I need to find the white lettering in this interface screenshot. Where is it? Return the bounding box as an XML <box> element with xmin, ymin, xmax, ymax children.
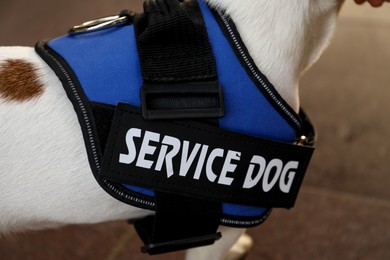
<box><xmin>118</xmin><ymin>127</ymin><xmax>300</xmax><ymax>193</ymax></box>
<box><xmin>155</xmin><ymin>136</ymin><xmax>181</xmax><ymax>178</ymax></box>
<box><xmin>154</xmin><ymin>145</ymin><xmax>167</xmax><ymax>171</ymax></box>
<box><xmin>136</xmin><ymin>131</ymin><xmax>160</xmax><ymax>169</ymax></box>
<box><xmin>193</xmin><ymin>145</ymin><xmax>209</xmax><ymax>180</ymax></box>
<box><xmin>243</xmin><ymin>156</ymin><xmax>266</xmax><ymax>189</ymax></box>
<box><xmin>279</xmin><ymin>161</ymin><xmax>299</xmax><ymax>193</ymax></box>
<box><xmin>179</xmin><ymin>141</ymin><xmax>201</xmax><ymax>177</ymax></box>
<box><xmin>218</xmin><ymin>151</ymin><xmax>241</xmax><ymax>186</ymax></box>
<box><xmin>119</xmin><ymin>128</ymin><xmax>142</xmax><ymax>164</ymax></box>
<box><xmin>243</xmin><ymin>157</ymin><xmax>299</xmax><ymax>192</ymax></box>
<box><xmin>262</xmin><ymin>159</ymin><xmax>283</xmax><ymax>192</ymax></box>
<box><xmin>206</xmin><ymin>148</ymin><xmax>224</xmax><ymax>182</ymax></box>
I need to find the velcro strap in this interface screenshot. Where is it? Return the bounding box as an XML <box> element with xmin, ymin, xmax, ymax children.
<box><xmin>100</xmin><ymin>103</ymin><xmax>314</xmax><ymax>208</ymax></box>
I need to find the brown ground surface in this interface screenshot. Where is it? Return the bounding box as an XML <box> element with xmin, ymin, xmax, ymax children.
<box><xmin>1</xmin><ymin>1</ymin><xmax>389</xmax><ymax>259</ymax></box>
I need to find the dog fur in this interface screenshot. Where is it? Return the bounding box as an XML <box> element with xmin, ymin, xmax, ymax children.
<box><xmin>0</xmin><ymin>0</ymin><xmax>344</xmax><ymax>259</ymax></box>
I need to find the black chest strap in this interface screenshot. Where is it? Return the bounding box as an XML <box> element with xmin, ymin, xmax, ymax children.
<box><xmin>132</xmin><ymin>0</ymin><xmax>223</xmax><ymax>254</ymax></box>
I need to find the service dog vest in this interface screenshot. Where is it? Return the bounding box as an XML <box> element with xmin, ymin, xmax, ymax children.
<box><xmin>36</xmin><ymin>0</ymin><xmax>315</xmax><ymax>254</ymax></box>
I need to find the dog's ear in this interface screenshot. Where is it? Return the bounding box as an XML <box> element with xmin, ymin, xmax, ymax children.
<box><xmin>0</xmin><ymin>59</ymin><xmax>44</xmax><ymax>102</ymax></box>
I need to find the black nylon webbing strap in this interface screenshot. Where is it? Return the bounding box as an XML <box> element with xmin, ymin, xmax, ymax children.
<box><xmin>135</xmin><ymin>0</ymin><xmax>216</xmax><ymax>82</ymax></box>
<box><xmin>134</xmin><ymin>193</ymin><xmax>222</xmax><ymax>254</ymax></box>
<box><xmin>132</xmin><ymin>0</ymin><xmax>223</xmax><ymax>254</ymax></box>
<box><xmin>136</xmin><ymin>0</ymin><xmax>224</xmax><ymax>120</ymax></box>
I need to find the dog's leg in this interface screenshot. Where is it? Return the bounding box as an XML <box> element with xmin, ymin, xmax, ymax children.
<box><xmin>224</xmin><ymin>233</ymin><xmax>254</xmax><ymax>260</ymax></box>
<box><xmin>185</xmin><ymin>227</ymin><xmax>250</xmax><ymax>260</ymax></box>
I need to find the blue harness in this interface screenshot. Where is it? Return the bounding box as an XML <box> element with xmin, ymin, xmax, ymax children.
<box><xmin>35</xmin><ymin>0</ymin><xmax>315</xmax><ymax>254</ymax></box>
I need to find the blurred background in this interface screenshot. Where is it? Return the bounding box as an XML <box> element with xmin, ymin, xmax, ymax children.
<box><xmin>0</xmin><ymin>0</ymin><xmax>389</xmax><ymax>259</ymax></box>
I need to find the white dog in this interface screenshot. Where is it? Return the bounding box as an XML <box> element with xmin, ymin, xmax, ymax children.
<box><xmin>0</xmin><ymin>0</ymin><xmax>354</xmax><ymax>259</ymax></box>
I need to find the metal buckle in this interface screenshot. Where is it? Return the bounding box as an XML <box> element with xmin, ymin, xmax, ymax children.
<box><xmin>297</xmin><ymin>135</ymin><xmax>308</xmax><ymax>145</ymax></box>
<box><xmin>68</xmin><ymin>13</ymin><xmax>132</xmax><ymax>34</ymax></box>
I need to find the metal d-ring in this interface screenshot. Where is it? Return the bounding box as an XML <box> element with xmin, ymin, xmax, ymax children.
<box><xmin>68</xmin><ymin>14</ymin><xmax>131</xmax><ymax>34</ymax></box>
<box><xmin>297</xmin><ymin>135</ymin><xmax>308</xmax><ymax>146</ymax></box>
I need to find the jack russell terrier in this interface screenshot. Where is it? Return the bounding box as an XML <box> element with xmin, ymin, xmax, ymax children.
<box><xmin>0</xmin><ymin>0</ymin><xmax>386</xmax><ymax>259</ymax></box>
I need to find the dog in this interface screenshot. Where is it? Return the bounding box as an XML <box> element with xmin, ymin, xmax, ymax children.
<box><xmin>0</xmin><ymin>0</ymin><xmax>350</xmax><ymax>259</ymax></box>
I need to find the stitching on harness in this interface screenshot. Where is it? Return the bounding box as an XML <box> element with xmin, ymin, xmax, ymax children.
<box><xmin>41</xmin><ymin>48</ymin><xmax>101</xmax><ymax>170</ymax></box>
<box><xmin>217</xmin><ymin>11</ymin><xmax>302</xmax><ymax>129</ymax></box>
<box><xmin>39</xmin><ymin>44</ymin><xmax>156</xmax><ymax>208</ymax></box>
<box><xmin>221</xmin><ymin>209</ymin><xmax>271</xmax><ymax>226</ymax></box>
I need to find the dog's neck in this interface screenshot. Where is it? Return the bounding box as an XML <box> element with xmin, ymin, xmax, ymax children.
<box><xmin>206</xmin><ymin>0</ymin><xmax>342</xmax><ymax>112</ymax></box>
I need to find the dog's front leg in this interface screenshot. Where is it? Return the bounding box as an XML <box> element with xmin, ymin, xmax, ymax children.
<box><xmin>185</xmin><ymin>227</ymin><xmax>251</xmax><ymax>260</ymax></box>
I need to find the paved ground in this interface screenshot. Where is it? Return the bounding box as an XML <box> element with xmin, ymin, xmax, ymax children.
<box><xmin>0</xmin><ymin>1</ymin><xmax>389</xmax><ymax>259</ymax></box>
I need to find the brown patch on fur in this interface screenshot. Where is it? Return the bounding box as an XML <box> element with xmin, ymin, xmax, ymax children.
<box><xmin>0</xmin><ymin>59</ymin><xmax>44</xmax><ymax>102</ymax></box>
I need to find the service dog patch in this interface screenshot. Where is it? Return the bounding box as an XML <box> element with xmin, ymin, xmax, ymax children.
<box><xmin>100</xmin><ymin>103</ymin><xmax>314</xmax><ymax>208</ymax></box>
